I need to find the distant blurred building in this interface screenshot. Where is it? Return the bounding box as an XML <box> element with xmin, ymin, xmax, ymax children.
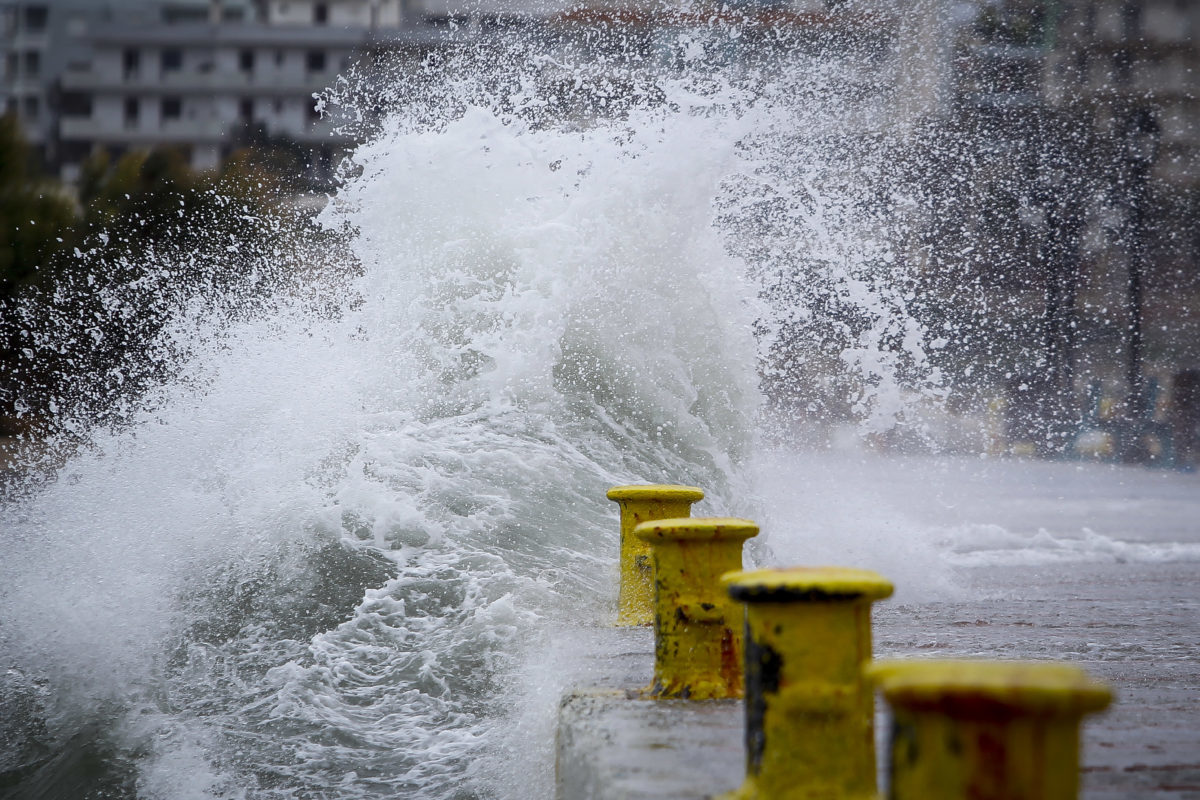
<box><xmin>0</xmin><ymin>0</ymin><xmax>111</xmax><ymax>159</ymax></box>
<box><xmin>1043</xmin><ymin>1</ymin><xmax>1200</xmax><ymax>397</ymax></box>
<box><xmin>0</xmin><ymin>0</ymin><xmax>434</xmax><ymax>182</ymax></box>
<box><xmin>921</xmin><ymin>0</ymin><xmax>1198</xmax><ymax>452</ymax></box>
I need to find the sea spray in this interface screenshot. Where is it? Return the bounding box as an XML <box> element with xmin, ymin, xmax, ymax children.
<box><xmin>0</xmin><ymin>14</ymin><xmax>947</xmax><ymax>799</ymax></box>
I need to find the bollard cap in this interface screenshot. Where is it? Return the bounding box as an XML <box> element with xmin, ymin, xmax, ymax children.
<box><xmin>867</xmin><ymin>659</ymin><xmax>1113</xmax><ymax>718</ymax></box>
<box><xmin>634</xmin><ymin>517</ymin><xmax>758</xmax><ymax>543</ymax></box>
<box><xmin>607</xmin><ymin>484</ymin><xmax>705</xmax><ymax>503</ymax></box>
<box><xmin>723</xmin><ymin>567</ymin><xmax>894</xmax><ymax>603</ymax></box>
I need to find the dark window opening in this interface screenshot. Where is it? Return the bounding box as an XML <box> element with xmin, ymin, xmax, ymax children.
<box><xmin>239</xmin><ymin>49</ymin><xmax>254</xmax><ymax>72</ymax></box>
<box><xmin>23</xmin><ymin>51</ymin><xmax>40</xmax><ymax>75</ymax></box>
<box><xmin>1113</xmin><ymin>49</ymin><xmax>1132</xmax><ymax>85</ymax></box>
<box><xmin>123</xmin><ymin>48</ymin><xmax>140</xmax><ymax>78</ymax></box>
<box><xmin>314</xmin><ymin>3</ymin><xmax>328</xmax><ymax>24</ymax></box>
<box><xmin>23</xmin><ymin>96</ymin><xmax>39</xmax><ymax>119</ymax></box>
<box><xmin>124</xmin><ymin>97</ymin><xmax>139</xmax><ymax>126</ymax></box>
<box><xmin>1122</xmin><ymin>2</ymin><xmax>1142</xmax><ymax>40</ymax></box>
<box><xmin>61</xmin><ymin>91</ymin><xmax>92</xmax><ymax>116</ymax></box>
<box><xmin>60</xmin><ymin>140</ymin><xmax>93</xmax><ymax>163</ymax></box>
<box><xmin>161</xmin><ymin>48</ymin><xmax>183</xmax><ymax>72</ymax></box>
<box><xmin>163</xmin><ymin>6</ymin><xmax>206</xmax><ymax>23</ymax></box>
<box><xmin>306</xmin><ymin>50</ymin><xmax>326</xmax><ymax>72</ymax></box>
<box><xmin>23</xmin><ymin>6</ymin><xmax>49</xmax><ymax>31</ymax></box>
<box><xmin>239</xmin><ymin>98</ymin><xmax>253</xmax><ymax>122</ymax></box>
<box><xmin>161</xmin><ymin>96</ymin><xmax>182</xmax><ymax>120</ymax></box>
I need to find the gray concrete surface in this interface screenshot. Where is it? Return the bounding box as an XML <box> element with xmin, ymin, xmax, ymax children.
<box><xmin>556</xmin><ymin>691</ymin><xmax>743</xmax><ymax>800</ymax></box>
<box><xmin>554</xmin><ymin>626</ymin><xmax>744</xmax><ymax>800</ymax></box>
<box><xmin>555</xmin><ymin>561</ymin><xmax>1200</xmax><ymax>799</ymax></box>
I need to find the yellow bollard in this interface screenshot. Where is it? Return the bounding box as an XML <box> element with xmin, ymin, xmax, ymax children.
<box><xmin>606</xmin><ymin>484</ymin><xmax>704</xmax><ymax>626</ymax></box>
<box><xmin>720</xmin><ymin>567</ymin><xmax>894</xmax><ymax>800</ymax></box>
<box><xmin>633</xmin><ymin>517</ymin><xmax>758</xmax><ymax>699</ymax></box>
<box><xmin>868</xmin><ymin>660</ymin><xmax>1113</xmax><ymax>800</ymax></box>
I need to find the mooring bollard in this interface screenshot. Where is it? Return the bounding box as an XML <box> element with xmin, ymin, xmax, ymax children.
<box><xmin>606</xmin><ymin>484</ymin><xmax>705</xmax><ymax>626</ymax></box>
<box><xmin>632</xmin><ymin>517</ymin><xmax>758</xmax><ymax>699</ymax></box>
<box><xmin>869</xmin><ymin>660</ymin><xmax>1113</xmax><ymax>800</ymax></box>
<box><xmin>720</xmin><ymin>566</ymin><xmax>894</xmax><ymax>800</ymax></box>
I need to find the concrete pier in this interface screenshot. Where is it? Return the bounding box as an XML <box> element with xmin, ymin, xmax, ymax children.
<box><xmin>554</xmin><ymin>625</ymin><xmax>743</xmax><ymax>800</ymax></box>
<box><xmin>557</xmin><ymin>691</ymin><xmax>742</xmax><ymax>800</ymax></box>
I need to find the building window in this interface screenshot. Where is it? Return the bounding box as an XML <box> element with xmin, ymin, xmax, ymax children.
<box><xmin>24</xmin><ymin>51</ymin><xmax>40</xmax><ymax>76</ymax></box>
<box><xmin>306</xmin><ymin>101</ymin><xmax>321</xmax><ymax>125</ymax></box>
<box><xmin>124</xmin><ymin>97</ymin><xmax>139</xmax><ymax>127</ymax></box>
<box><xmin>239</xmin><ymin>49</ymin><xmax>254</xmax><ymax>73</ymax></box>
<box><xmin>239</xmin><ymin>98</ymin><xmax>253</xmax><ymax>122</ymax></box>
<box><xmin>163</xmin><ymin>6</ymin><xmax>206</xmax><ymax>23</ymax></box>
<box><xmin>162</xmin><ymin>96</ymin><xmax>182</xmax><ymax>120</ymax></box>
<box><xmin>314</xmin><ymin>3</ymin><xmax>328</xmax><ymax>24</ymax></box>
<box><xmin>274</xmin><ymin>50</ymin><xmax>285</xmax><ymax>67</ymax></box>
<box><xmin>61</xmin><ymin>91</ymin><xmax>92</xmax><ymax>117</ymax></box>
<box><xmin>1113</xmin><ymin>49</ymin><xmax>1132</xmax><ymax>85</ymax></box>
<box><xmin>306</xmin><ymin>50</ymin><xmax>325</xmax><ymax>72</ymax></box>
<box><xmin>161</xmin><ymin>49</ymin><xmax>183</xmax><ymax>72</ymax></box>
<box><xmin>23</xmin><ymin>96</ymin><xmax>39</xmax><ymax>120</ymax></box>
<box><xmin>23</xmin><ymin>6</ymin><xmax>49</xmax><ymax>32</ymax></box>
<box><xmin>123</xmin><ymin>48</ymin><xmax>140</xmax><ymax>79</ymax></box>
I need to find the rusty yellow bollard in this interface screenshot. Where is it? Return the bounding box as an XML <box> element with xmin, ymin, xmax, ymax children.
<box><xmin>720</xmin><ymin>567</ymin><xmax>894</xmax><ymax>800</ymax></box>
<box><xmin>606</xmin><ymin>484</ymin><xmax>704</xmax><ymax>626</ymax></box>
<box><xmin>868</xmin><ymin>660</ymin><xmax>1113</xmax><ymax>800</ymax></box>
<box><xmin>633</xmin><ymin>517</ymin><xmax>758</xmax><ymax>699</ymax></box>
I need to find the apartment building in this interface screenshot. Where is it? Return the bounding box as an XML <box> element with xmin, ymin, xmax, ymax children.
<box><xmin>58</xmin><ymin>22</ymin><xmax>368</xmax><ymax>178</ymax></box>
<box><xmin>0</xmin><ymin>0</ymin><xmax>114</xmax><ymax>153</ymax></box>
<box><xmin>1</xmin><ymin>0</ymin><xmax>427</xmax><ymax>181</ymax></box>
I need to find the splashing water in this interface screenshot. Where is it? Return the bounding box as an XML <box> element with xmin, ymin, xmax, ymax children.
<box><xmin>0</xmin><ymin>16</ymin><xmax>943</xmax><ymax>800</ymax></box>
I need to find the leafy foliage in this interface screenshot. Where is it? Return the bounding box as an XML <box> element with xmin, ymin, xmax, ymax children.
<box><xmin>1</xmin><ymin>126</ymin><xmax>346</xmax><ymax>438</ymax></box>
<box><xmin>0</xmin><ymin>114</ymin><xmax>78</xmax><ymax>301</ymax></box>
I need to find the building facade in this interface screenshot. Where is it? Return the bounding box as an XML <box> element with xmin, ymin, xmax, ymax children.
<box><xmin>1</xmin><ymin>0</ymin><xmax>422</xmax><ymax>181</ymax></box>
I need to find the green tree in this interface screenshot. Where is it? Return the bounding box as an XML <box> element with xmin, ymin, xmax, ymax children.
<box><xmin>3</xmin><ymin>141</ymin><xmax>342</xmax><ymax>436</ymax></box>
<box><xmin>0</xmin><ymin>113</ymin><xmax>79</xmax><ymax>300</ymax></box>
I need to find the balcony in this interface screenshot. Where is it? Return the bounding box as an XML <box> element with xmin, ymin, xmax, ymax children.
<box><xmin>58</xmin><ymin>113</ymin><xmax>349</xmax><ymax>145</ymax></box>
<box><xmin>59</xmin><ymin>115</ymin><xmax>228</xmax><ymax>143</ymax></box>
<box><xmin>60</xmin><ymin>65</ymin><xmax>346</xmax><ymax>95</ymax></box>
<box><xmin>6</xmin><ymin>30</ymin><xmax>49</xmax><ymax>49</ymax></box>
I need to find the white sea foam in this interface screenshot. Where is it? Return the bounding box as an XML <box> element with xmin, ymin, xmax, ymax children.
<box><xmin>943</xmin><ymin>525</ymin><xmax>1200</xmax><ymax>567</ymax></box>
<box><xmin>0</xmin><ymin>21</ymin><xmax>948</xmax><ymax>800</ymax></box>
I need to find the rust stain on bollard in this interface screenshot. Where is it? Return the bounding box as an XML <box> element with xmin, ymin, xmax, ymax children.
<box><xmin>606</xmin><ymin>484</ymin><xmax>704</xmax><ymax>626</ymax></box>
<box><xmin>634</xmin><ymin>516</ymin><xmax>758</xmax><ymax>700</ymax></box>
<box><xmin>869</xmin><ymin>659</ymin><xmax>1113</xmax><ymax>800</ymax></box>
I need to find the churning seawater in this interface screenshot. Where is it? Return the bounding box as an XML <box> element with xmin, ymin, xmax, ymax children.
<box><xmin>5</xmin><ymin>15</ymin><xmax>1197</xmax><ymax>800</ymax></box>
<box><xmin>0</xmin><ymin>26</ymin><xmax>825</xmax><ymax>800</ymax></box>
